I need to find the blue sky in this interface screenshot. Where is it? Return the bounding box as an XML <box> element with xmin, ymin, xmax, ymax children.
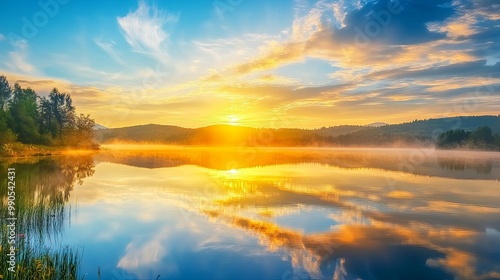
<box><xmin>0</xmin><ymin>0</ymin><xmax>499</xmax><ymax>128</ymax></box>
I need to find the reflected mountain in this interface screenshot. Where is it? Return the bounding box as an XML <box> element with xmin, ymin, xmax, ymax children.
<box><xmin>3</xmin><ymin>149</ymin><xmax>499</xmax><ymax>280</ymax></box>
<box><xmin>95</xmin><ymin>147</ymin><xmax>500</xmax><ymax>180</ymax></box>
<box><xmin>151</xmin><ymin>159</ymin><xmax>500</xmax><ymax>280</ymax></box>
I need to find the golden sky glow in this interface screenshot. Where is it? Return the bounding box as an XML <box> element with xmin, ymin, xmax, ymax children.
<box><xmin>1</xmin><ymin>1</ymin><xmax>499</xmax><ymax>128</ymax></box>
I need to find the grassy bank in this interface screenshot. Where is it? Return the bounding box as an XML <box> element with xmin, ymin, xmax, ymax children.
<box><xmin>0</xmin><ymin>143</ymin><xmax>99</xmax><ymax>158</ymax></box>
<box><xmin>0</xmin><ymin>143</ymin><xmax>61</xmax><ymax>158</ymax></box>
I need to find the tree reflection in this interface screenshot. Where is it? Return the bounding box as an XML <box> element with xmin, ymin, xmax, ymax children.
<box><xmin>438</xmin><ymin>157</ymin><xmax>493</xmax><ymax>174</ymax></box>
<box><xmin>1</xmin><ymin>155</ymin><xmax>94</xmax><ymax>203</ymax></box>
<box><xmin>0</xmin><ymin>154</ymin><xmax>94</xmax><ymax>279</ymax></box>
<box><xmin>96</xmin><ymin>148</ymin><xmax>500</xmax><ymax>180</ymax></box>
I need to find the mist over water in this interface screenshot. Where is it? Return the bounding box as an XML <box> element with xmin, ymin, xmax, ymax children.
<box><xmin>2</xmin><ymin>147</ymin><xmax>500</xmax><ymax>280</ymax></box>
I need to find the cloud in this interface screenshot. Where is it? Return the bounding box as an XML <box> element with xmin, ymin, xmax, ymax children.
<box><xmin>184</xmin><ymin>0</ymin><xmax>497</xmax><ymax>127</ymax></box>
<box><xmin>333</xmin><ymin>0</ymin><xmax>455</xmax><ymax>45</ymax></box>
<box><xmin>117</xmin><ymin>227</ymin><xmax>170</xmax><ymax>270</ymax></box>
<box><xmin>4</xmin><ymin>40</ymin><xmax>35</xmax><ymax>74</ymax></box>
<box><xmin>94</xmin><ymin>38</ymin><xmax>125</xmax><ymax>65</ymax></box>
<box><xmin>220</xmin><ymin>0</ymin><xmax>464</xmax><ymax>78</ymax></box>
<box><xmin>367</xmin><ymin>60</ymin><xmax>500</xmax><ymax>80</ymax></box>
<box><xmin>219</xmin><ymin>0</ymin><xmax>495</xmax><ymax>80</ymax></box>
<box><xmin>0</xmin><ymin>33</ymin><xmax>5</xmax><ymax>41</ymax></box>
<box><xmin>117</xmin><ymin>1</ymin><xmax>178</xmax><ymax>63</ymax></box>
<box><xmin>291</xmin><ymin>0</ymin><xmax>330</xmax><ymax>41</ymax></box>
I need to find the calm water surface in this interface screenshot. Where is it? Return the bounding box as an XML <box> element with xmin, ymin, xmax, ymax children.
<box><xmin>2</xmin><ymin>147</ymin><xmax>500</xmax><ymax>280</ymax></box>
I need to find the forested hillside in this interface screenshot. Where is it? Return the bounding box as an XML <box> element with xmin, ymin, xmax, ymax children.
<box><xmin>96</xmin><ymin>115</ymin><xmax>500</xmax><ymax>150</ymax></box>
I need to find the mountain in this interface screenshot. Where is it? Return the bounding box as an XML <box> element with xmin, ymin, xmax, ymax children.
<box><xmin>366</xmin><ymin>122</ymin><xmax>389</xmax><ymax>127</ymax></box>
<box><xmin>94</xmin><ymin>115</ymin><xmax>500</xmax><ymax>147</ymax></box>
<box><xmin>313</xmin><ymin>125</ymin><xmax>364</xmax><ymax>137</ymax></box>
<box><xmin>93</xmin><ymin>123</ymin><xmax>108</xmax><ymax>130</ymax></box>
<box><xmin>95</xmin><ymin>124</ymin><xmax>194</xmax><ymax>143</ymax></box>
<box><xmin>331</xmin><ymin>115</ymin><xmax>500</xmax><ymax>147</ymax></box>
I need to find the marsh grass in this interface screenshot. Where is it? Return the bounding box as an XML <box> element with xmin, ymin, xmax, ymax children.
<box><xmin>1</xmin><ymin>160</ymin><xmax>86</xmax><ymax>280</ymax></box>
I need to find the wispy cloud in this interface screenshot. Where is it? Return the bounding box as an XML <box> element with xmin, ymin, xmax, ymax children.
<box><xmin>117</xmin><ymin>1</ymin><xmax>178</xmax><ymax>64</ymax></box>
<box><xmin>5</xmin><ymin>40</ymin><xmax>35</xmax><ymax>74</ymax></box>
<box><xmin>0</xmin><ymin>33</ymin><xmax>5</xmax><ymax>41</ymax></box>
<box><xmin>94</xmin><ymin>38</ymin><xmax>125</xmax><ymax>65</ymax></box>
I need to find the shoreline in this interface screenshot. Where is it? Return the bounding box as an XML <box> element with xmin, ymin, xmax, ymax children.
<box><xmin>2</xmin><ymin>142</ymin><xmax>499</xmax><ymax>159</ymax></box>
<box><xmin>0</xmin><ymin>143</ymin><xmax>99</xmax><ymax>158</ymax></box>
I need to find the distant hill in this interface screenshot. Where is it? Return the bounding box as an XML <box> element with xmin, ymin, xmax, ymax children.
<box><xmin>95</xmin><ymin>124</ymin><xmax>194</xmax><ymax>143</ymax></box>
<box><xmin>94</xmin><ymin>115</ymin><xmax>500</xmax><ymax>147</ymax></box>
<box><xmin>331</xmin><ymin>115</ymin><xmax>500</xmax><ymax>146</ymax></box>
<box><xmin>366</xmin><ymin>122</ymin><xmax>389</xmax><ymax>127</ymax></box>
<box><xmin>93</xmin><ymin>123</ymin><xmax>108</xmax><ymax>130</ymax></box>
<box><xmin>379</xmin><ymin>116</ymin><xmax>500</xmax><ymax>136</ymax></box>
<box><xmin>313</xmin><ymin>125</ymin><xmax>364</xmax><ymax>137</ymax></box>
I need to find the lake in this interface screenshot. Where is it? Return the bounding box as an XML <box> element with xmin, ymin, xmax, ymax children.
<box><xmin>1</xmin><ymin>147</ymin><xmax>500</xmax><ymax>280</ymax></box>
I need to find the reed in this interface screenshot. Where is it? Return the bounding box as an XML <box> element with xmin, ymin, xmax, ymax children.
<box><xmin>1</xmin><ymin>160</ymin><xmax>86</xmax><ymax>280</ymax></box>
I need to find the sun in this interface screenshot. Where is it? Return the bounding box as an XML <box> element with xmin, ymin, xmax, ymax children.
<box><xmin>227</xmin><ymin>115</ymin><xmax>240</xmax><ymax>126</ymax></box>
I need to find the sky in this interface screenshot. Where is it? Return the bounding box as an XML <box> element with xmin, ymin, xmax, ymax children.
<box><xmin>0</xmin><ymin>0</ymin><xmax>499</xmax><ymax>129</ymax></box>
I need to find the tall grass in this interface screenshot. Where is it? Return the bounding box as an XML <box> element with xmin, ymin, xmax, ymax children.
<box><xmin>0</xmin><ymin>156</ymin><xmax>93</xmax><ymax>279</ymax></box>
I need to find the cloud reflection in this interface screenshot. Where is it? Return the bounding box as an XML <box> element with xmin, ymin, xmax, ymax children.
<box><xmin>66</xmin><ymin>149</ymin><xmax>500</xmax><ymax>279</ymax></box>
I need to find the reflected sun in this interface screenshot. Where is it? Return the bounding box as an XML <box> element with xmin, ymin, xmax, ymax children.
<box><xmin>227</xmin><ymin>169</ymin><xmax>239</xmax><ymax>175</ymax></box>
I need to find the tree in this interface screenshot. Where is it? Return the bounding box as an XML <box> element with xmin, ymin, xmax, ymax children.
<box><xmin>0</xmin><ymin>75</ymin><xmax>12</xmax><ymax>111</ymax></box>
<box><xmin>0</xmin><ymin>76</ymin><xmax>98</xmax><ymax>149</ymax></box>
<box><xmin>8</xmin><ymin>83</ymin><xmax>41</xmax><ymax>143</ymax></box>
<box><xmin>437</xmin><ymin>129</ymin><xmax>471</xmax><ymax>148</ymax></box>
<box><xmin>39</xmin><ymin>96</ymin><xmax>58</xmax><ymax>142</ymax></box>
<box><xmin>471</xmin><ymin>126</ymin><xmax>494</xmax><ymax>143</ymax></box>
<box><xmin>62</xmin><ymin>114</ymin><xmax>98</xmax><ymax>149</ymax></box>
<box><xmin>46</xmin><ymin>88</ymin><xmax>75</xmax><ymax>139</ymax></box>
<box><xmin>0</xmin><ymin>110</ymin><xmax>16</xmax><ymax>144</ymax></box>
<box><xmin>0</xmin><ymin>76</ymin><xmax>16</xmax><ymax>144</ymax></box>
<box><xmin>437</xmin><ymin>126</ymin><xmax>499</xmax><ymax>151</ymax></box>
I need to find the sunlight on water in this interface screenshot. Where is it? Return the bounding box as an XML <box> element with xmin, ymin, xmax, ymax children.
<box><xmin>2</xmin><ymin>148</ymin><xmax>500</xmax><ymax>280</ymax></box>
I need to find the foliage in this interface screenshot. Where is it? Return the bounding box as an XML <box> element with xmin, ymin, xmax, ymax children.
<box><xmin>0</xmin><ymin>75</ymin><xmax>12</xmax><ymax>111</ymax></box>
<box><xmin>0</xmin><ymin>75</ymin><xmax>99</xmax><ymax>150</ymax></box>
<box><xmin>437</xmin><ymin>126</ymin><xmax>500</xmax><ymax>150</ymax></box>
<box><xmin>0</xmin><ymin>110</ymin><xmax>16</xmax><ymax>145</ymax></box>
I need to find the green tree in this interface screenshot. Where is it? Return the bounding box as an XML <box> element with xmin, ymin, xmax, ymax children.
<box><xmin>436</xmin><ymin>129</ymin><xmax>471</xmax><ymax>148</ymax></box>
<box><xmin>0</xmin><ymin>75</ymin><xmax>12</xmax><ymax>111</ymax></box>
<box><xmin>0</xmin><ymin>76</ymin><xmax>16</xmax><ymax>144</ymax></box>
<box><xmin>0</xmin><ymin>75</ymin><xmax>99</xmax><ymax>149</ymax></box>
<box><xmin>0</xmin><ymin>110</ymin><xmax>16</xmax><ymax>144</ymax></box>
<box><xmin>8</xmin><ymin>83</ymin><xmax>41</xmax><ymax>144</ymax></box>
<box><xmin>61</xmin><ymin>114</ymin><xmax>98</xmax><ymax>149</ymax></box>
<box><xmin>471</xmin><ymin>126</ymin><xmax>494</xmax><ymax>143</ymax></box>
<box><xmin>45</xmin><ymin>88</ymin><xmax>75</xmax><ymax>142</ymax></box>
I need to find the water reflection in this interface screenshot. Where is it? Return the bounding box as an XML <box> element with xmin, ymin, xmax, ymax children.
<box><xmin>438</xmin><ymin>157</ymin><xmax>493</xmax><ymax>174</ymax></box>
<box><xmin>96</xmin><ymin>147</ymin><xmax>500</xmax><ymax>179</ymax></box>
<box><xmin>0</xmin><ymin>154</ymin><xmax>95</xmax><ymax>279</ymax></box>
<box><xmin>3</xmin><ymin>148</ymin><xmax>500</xmax><ymax>280</ymax></box>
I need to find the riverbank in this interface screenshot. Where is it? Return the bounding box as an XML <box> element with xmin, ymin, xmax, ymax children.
<box><xmin>0</xmin><ymin>143</ymin><xmax>99</xmax><ymax>158</ymax></box>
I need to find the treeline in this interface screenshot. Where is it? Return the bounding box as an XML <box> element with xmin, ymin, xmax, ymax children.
<box><xmin>437</xmin><ymin>126</ymin><xmax>500</xmax><ymax>151</ymax></box>
<box><xmin>0</xmin><ymin>75</ymin><xmax>98</xmax><ymax>149</ymax></box>
<box><xmin>328</xmin><ymin>127</ymin><xmax>432</xmax><ymax>147</ymax></box>
<box><xmin>95</xmin><ymin>116</ymin><xmax>500</xmax><ymax>150</ymax></box>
